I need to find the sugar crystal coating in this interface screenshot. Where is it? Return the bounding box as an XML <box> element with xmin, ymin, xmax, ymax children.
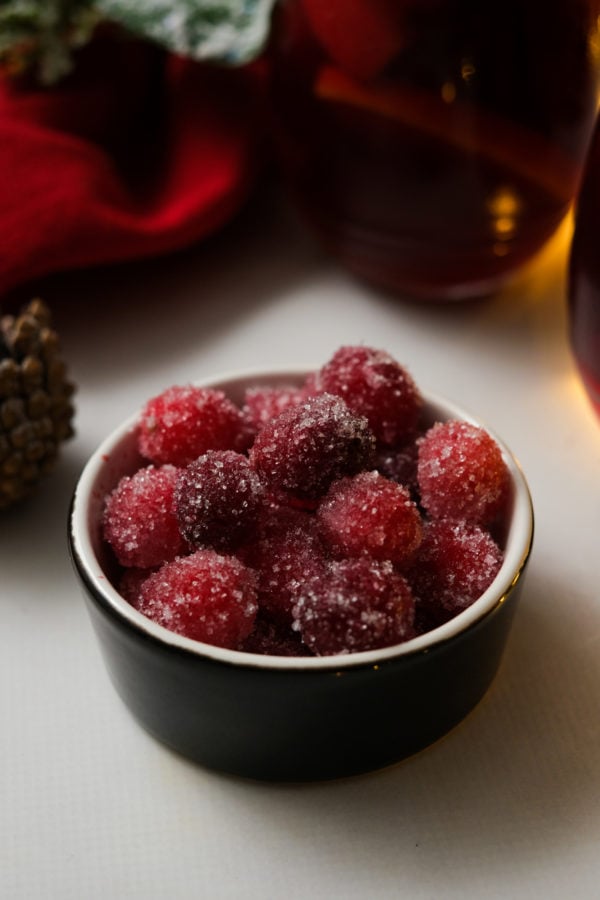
<box><xmin>102</xmin><ymin>347</ymin><xmax>517</xmax><ymax>654</ymax></box>
<box><xmin>176</xmin><ymin>450</ymin><xmax>265</xmax><ymax>551</ymax></box>
<box><xmin>318</xmin><ymin>471</ymin><xmax>423</xmax><ymax>566</ymax></box>
<box><xmin>249</xmin><ymin>392</ymin><xmax>375</xmax><ymax>503</ymax></box>
<box><xmin>293</xmin><ymin>557</ymin><xmax>415</xmax><ymax>655</ymax></box>
<box><xmin>417</xmin><ymin>420</ymin><xmax>509</xmax><ymax>525</ymax></box>
<box><xmin>316</xmin><ymin>345</ymin><xmax>422</xmax><ymax>447</ymax></box>
<box><xmin>408</xmin><ymin>519</ymin><xmax>503</xmax><ymax>620</ymax></box>
<box><xmin>137</xmin><ymin>550</ymin><xmax>258</xmax><ymax>647</ymax></box>
<box><xmin>300</xmin><ymin>371</ymin><xmax>319</xmax><ymax>396</ymax></box>
<box><xmin>118</xmin><ymin>567</ymin><xmax>154</xmax><ymax>606</ymax></box>
<box><xmin>138</xmin><ymin>385</ymin><xmax>247</xmax><ymax>467</ymax></box>
<box><xmin>103</xmin><ymin>465</ymin><xmax>186</xmax><ymax>568</ymax></box>
<box><xmin>245</xmin><ymin>506</ymin><xmax>327</xmax><ymax>624</ymax></box>
<box><xmin>242</xmin><ymin>385</ymin><xmax>305</xmax><ymax>432</ymax></box>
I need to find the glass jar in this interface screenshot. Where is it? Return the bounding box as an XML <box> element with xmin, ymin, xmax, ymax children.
<box><xmin>569</xmin><ymin>114</ymin><xmax>600</xmax><ymax>417</ymax></box>
<box><xmin>270</xmin><ymin>0</ymin><xmax>600</xmax><ymax>300</ymax></box>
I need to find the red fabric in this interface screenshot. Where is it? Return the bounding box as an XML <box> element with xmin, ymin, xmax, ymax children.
<box><xmin>0</xmin><ymin>34</ymin><xmax>266</xmax><ymax>297</ymax></box>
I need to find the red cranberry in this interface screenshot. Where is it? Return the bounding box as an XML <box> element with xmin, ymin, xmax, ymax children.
<box><xmin>317</xmin><ymin>471</ymin><xmax>423</xmax><ymax>566</ymax></box>
<box><xmin>138</xmin><ymin>385</ymin><xmax>247</xmax><ymax>467</ymax></box>
<box><xmin>241</xmin><ymin>612</ymin><xmax>312</xmax><ymax>656</ymax></box>
<box><xmin>243</xmin><ymin>503</ymin><xmax>327</xmax><ymax>625</ymax></box>
<box><xmin>417</xmin><ymin>420</ymin><xmax>509</xmax><ymax>525</ymax></box>
<box><xmin>242</xmin><ymin>385</ymin><xmax>305</xmax><ymax>432</ymax></box>
<box><xmin>316</xmin><ymin>345</ymin><xmax>422</xmax><ymax>447</ymax></box>
<box><xmin>375</xmin><ymin>441</ymin><xmax>420</xmax><ymax>499</ymax></box>
<box><xmin>176</xmin><ymin>450</ymin><xmax>265</xmax><ymax>551</ymax></box>
<box><xmin>293</xmin><ymin>557</ymin><xmax>415</xmax><ymax>655</ymax></box>
<box><xmin>408</xmin><ymin>519</ymin><xmax>503</xmax><ymax>619</ymax></box>
<box><xmin>103</xmin><ymin>465</ymin><xmax>186</xmax><ymax>568</ymax></box>
<box><xmin>137</xmin><ymin>550</ymin><xmax>258</xmax><ymax>648</ymax></box>
<box><xmin>249</xmin><ymin>393</ymin><xmax>375</xmax><ymax>504</ymax></box>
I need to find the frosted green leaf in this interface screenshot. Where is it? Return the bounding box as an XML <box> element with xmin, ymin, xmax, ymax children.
<box><xmin>95</xmin><ymin>0</ymin><xmax>278</xmax><ymax>64</ymax></box>
<box><xmin>0</xmin><ymin>0</ymin><xmax>99</xmax><ymax>83</ymax></box>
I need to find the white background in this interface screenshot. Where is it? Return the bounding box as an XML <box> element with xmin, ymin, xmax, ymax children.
<box><xmin>2</xmin><ymin>189</ymin><xmax>599</xmax><ymax>899</ymax></box>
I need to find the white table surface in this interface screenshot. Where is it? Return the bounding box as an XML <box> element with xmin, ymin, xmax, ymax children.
<box><xmin>2</xmin><ymin>188</ymin><xmax>599</xmax><ymax>900</ymax></box>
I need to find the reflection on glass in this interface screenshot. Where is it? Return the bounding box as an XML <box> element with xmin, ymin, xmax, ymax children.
<box><xmin>271</xmin><ymin>0</ymin><xmax>600</xmax><ymax>300</ymax></box>
<box><xmin>569</xmin><ymin>115</ymin><xmax>600</xmax><ymax>418</ymax></box>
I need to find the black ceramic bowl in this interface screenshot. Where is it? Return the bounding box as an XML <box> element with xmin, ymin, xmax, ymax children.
<box><xmin>69</xmin><ymin>368</ymin><xmax>534</xmax><ymax>782</ymax></box>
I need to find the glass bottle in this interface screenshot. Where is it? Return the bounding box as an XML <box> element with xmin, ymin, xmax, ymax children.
<box><xmin>569</xmin><ymin>114</ymin><xmax>600</xmax><ymax>417</ymax></box>
<box><xmin>270</xmin><ymin>0</ymin><xmax>600</xmax><ymax>300</ymax></box>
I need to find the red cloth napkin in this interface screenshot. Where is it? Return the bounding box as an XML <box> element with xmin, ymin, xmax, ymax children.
<box><xmin>0</xmin><ymin>34</ymin><xmax>267</xmax><ymax>298</ymax></box>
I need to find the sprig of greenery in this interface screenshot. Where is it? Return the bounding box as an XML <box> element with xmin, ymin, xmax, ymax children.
<box><xmin>96</xmin><ymin>0</ymin><xmax>277</xmax><ymax>64</ymax></box>
<box><xmin>0</xmin><ymin>0</ymin><xmax>100</xmax><ymax>83</ymax></box>
<box><xmin>0</xmin><ymin>0</ymin><xmax>277</xmax><ymax>84</ymax></box>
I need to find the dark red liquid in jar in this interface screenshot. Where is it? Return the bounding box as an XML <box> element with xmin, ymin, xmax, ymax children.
<box><xmin>569</xmin><ymin>117</ymin><xmax>600</xmax><ymax>417</ymax></box>
<box><xmin>270</xmin><ymin>0</ymin><xmax>600</xmax><ymax>300</ymax></box>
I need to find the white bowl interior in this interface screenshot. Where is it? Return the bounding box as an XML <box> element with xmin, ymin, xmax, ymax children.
<box><xmin>70</xmin><ymin>366</ymin><xmax>534</xmax><ymax>671</ymax></box>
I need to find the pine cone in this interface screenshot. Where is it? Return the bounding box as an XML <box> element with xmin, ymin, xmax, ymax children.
<box><xmin>0</xmin><ymin>299</ymin><xmax>75</xmax><ymax>510</ymax></box>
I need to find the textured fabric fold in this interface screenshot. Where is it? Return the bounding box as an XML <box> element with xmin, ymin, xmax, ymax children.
<box><xmin>0</xmin><ymin>35</ymin><xmax>265</xmax><ymax>296</ymax></box>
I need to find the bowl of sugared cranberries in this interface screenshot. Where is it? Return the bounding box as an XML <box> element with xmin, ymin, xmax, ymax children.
<box><xmin>69</xmin><ymin>346</ymin><xmax>533</xmax><ymax>781</ymax></box>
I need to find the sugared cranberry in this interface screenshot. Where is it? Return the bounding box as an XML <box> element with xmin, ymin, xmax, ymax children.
<box><xmin>103</xmin><ymin>349</ymin><xmax>516</xmax><ymax>658</ymax></box>
<box><xmin>293</xmin><ymin>557</ymin><xmax>415</xmax><ymax>655</ymax></box>
<box><xmin>417</xmin><ymin>420</ymin><xmax>509</xmax><ymax>525</ymax></box>
<box><xmin>317</xmin><ymin>471</ymin><xmax>423</xmax><ymax>567</ymax></box>
<box><xmin>316</xmin><ymin>345</ymin><xmax>422</xmax><ymax>446</ymax></box>
<box><xmin>242</xmin><ymin>385</ymin><xmax>304</xmax><ymax>432</ymax></box>
<box><xmin>137</xmin><ymin>550</ymin><xmax>258</xmax><ymax>648</ymax></box>
<box><xmin>138</xmin><ymin>385</ymin><xmax>247</xmax><ymax>467</ymax></box>
<box><xmin>176</xmin><ymin>450</ymin><xmax>265</xmax><ymax>551</ymax></box>
<box><xmin>246</xmin><ymin>509</ymin><xmax>327</xmax><ymax>625</ymax></box>
<box><xmin>375</xmin><ymin>442</ymin><xmax>420</xmax><ymax>499</ymax></box>
<box><xmin>253</xmin><ymin>500</ymin><xmax>316</xmax><ymax>541</ymax></box>
<box><xmin>249</xmin><ymin>393</ymin><xmax>375</xmax><ymax>504</ymax></box>
<box><xmin>118</xmin><ymin>567</ymin><xmax>154</xmax><ymax>606</ymax></box>
<box><xmin>300</xmin><ymin>371</ymin><xmax>320</xmax><ymax>399</ymax></box>
<box><xmin>241</xmin><ymin>612</ymin><xmax>312</xmax><ymax>656</ymax></box>
<box><xmin>103</xmin><ymin>465</ymin><xmax>186</xmax><ymax>568</ymax></box>
<box><xmin>408</xmin><ymin>519</ymin><xmax>503</xmax><ymax>619</ymax></box>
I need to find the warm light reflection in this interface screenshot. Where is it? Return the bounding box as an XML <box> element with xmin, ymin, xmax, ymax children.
<box><xmin>487</xmin><ymin>186</ymin><xmax>522</xmax><ymax>253</ymax></box>
<box><xmin>495</xmin><ymin>216</ymin><xmax>515</xmax><ymax>236</ymax></box>
<box><xmin>490</xmin><ymin>206</ymin><xmax>573</xmax><ymax>304</ymax></box>
<box><xmin>487</xmin><ymin>186</ymin><xmax>522</xmax><ymax>219</ymax></box>
<box><xmin>536</xmin><ymin>209</ymin><xmax>575</xmax><ymax>269</ymax></box>
<box><xmin>441</xmin><ymin>81</ymin><xmax>456</xmax><ymax>103</ymax></box>
<box><xmin>588</xmin><ymin>15</ymin><xmax>600</xmax><ymax>72</ymax></box>
<box><xmin>461</xmin><ymin>59</ymin><xmax>476</xmax><ymax>82</ymax></box>
<box><xmin>511</xmin><ymin>210</ymin><xmax>573</xmax><ymax>299</ymax></box>
<box><xmin>565</xmin><ymin>367</ymin><xmax>599</xmax><ymax>422</ymax></box>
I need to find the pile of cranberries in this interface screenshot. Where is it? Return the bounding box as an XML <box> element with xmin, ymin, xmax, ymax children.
<box><xmin>102</xmin><ymin>346</ymin><xmax>510</xmax><ymax>656</ymax></box>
